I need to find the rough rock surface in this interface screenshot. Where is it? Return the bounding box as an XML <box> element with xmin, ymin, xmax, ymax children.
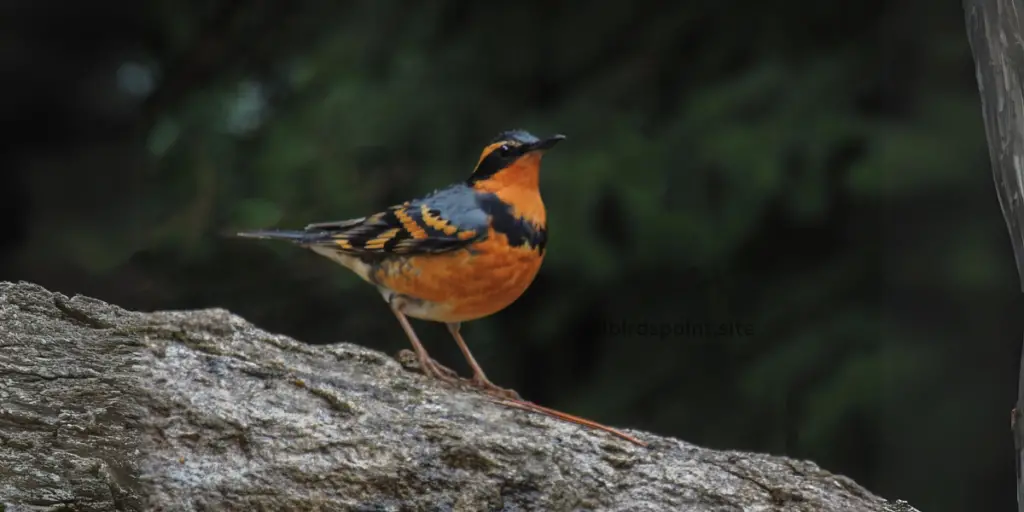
<box><xmin>0</xmin><ymin>281</ymin><xmax>919</xmax><ymax>511</ymax></box>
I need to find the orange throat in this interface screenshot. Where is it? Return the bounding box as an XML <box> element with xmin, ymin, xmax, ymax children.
<box><xmin>472</xmin><ymin>154</ymin><xmax>546</xmax><ymax>225</ymax></box>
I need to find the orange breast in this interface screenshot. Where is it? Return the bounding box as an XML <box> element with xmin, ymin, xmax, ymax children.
<box><xmin>372</xmin><ymin>227</ymin><xmax>544</xmax><ymax>323</ymax></box>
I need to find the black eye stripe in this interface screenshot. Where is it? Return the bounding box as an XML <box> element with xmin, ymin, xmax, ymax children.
<box><xmin>468</xmin><ymin>142</ymin><xmax>520</xmax><ymax>183</ymax></box>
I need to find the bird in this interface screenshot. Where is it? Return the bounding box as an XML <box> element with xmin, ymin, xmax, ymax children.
<box><xmin>236</xmin><ymin>129</ymin><xmax>645</xmax><ymax>446</ymax></box>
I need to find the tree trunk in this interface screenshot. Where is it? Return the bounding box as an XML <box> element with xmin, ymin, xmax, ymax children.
<box><xmin>964</xmin><ymin>1</ymin><xmax>1024</xmax><ymax>510</ymax></box>
<box><xmin>0</xmin><ymin>281</ymin><xmax>920</xmax><ymax>511</ymax></box>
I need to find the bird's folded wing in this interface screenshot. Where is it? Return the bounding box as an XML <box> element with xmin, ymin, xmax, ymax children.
<box><xmin>302</xmin><ymin>189</ymin><xmax>489</xmax><ymax>257</ymax></box>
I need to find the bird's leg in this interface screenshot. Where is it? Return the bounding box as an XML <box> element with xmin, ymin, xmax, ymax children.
<box><xmin>446</xmin><ymin>323</ymin><xmax>520</xmax><ymax>400</ymax></box>
<box><xmin>389</xmin><ymin>302</ymin><xmax>459</xmax><ymax>383</ymax></box>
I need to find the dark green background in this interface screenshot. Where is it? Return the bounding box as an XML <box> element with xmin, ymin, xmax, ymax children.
<box><xmin>1</xmin><ymin>1</ymin><xmax>1018</xmax><ymax>510</ymax></box>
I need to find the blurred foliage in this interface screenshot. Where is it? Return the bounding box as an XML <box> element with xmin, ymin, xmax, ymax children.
<box><xmin>2</xmin><ymin>1</ymin><xmax>1020</xmax><ymax>511</ymax></box>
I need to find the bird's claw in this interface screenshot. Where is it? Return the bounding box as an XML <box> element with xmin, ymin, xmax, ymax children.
<box><xmin>471</xmin><ymin>375</ymin><xmax>521</xmax><ymax>400</ymax></box>
<box><xmin>424</xmin><ymin>363</ymin><xmax>520</xmax><ymax>400</ymax></box>
<box><xmin>421</xmin><ymin>357</ymin><xmax>460</xmax><ymax>383</ymax></box>
<box><xmin>396</xmin><ymin>349</ymin><xmax>520</xmax><ymax>399</ymax></box>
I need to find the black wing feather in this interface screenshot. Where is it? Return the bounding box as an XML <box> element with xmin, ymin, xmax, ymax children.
<box><xmin>301</xmin><ymin>201</ymin><xmax>485</xmax><ymax>258</ymax></box>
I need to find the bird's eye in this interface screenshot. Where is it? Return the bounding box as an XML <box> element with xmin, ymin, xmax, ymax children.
<box><xmin>498</xmin><ymin>145</ymin><xmax>511</xmax><ymax>156</ymax></box>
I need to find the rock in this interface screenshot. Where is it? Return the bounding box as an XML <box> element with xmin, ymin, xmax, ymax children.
<box><xmin>0</xmin><ymin>281</ymin><xmax>919</xmax><ymax>511</ymax></box>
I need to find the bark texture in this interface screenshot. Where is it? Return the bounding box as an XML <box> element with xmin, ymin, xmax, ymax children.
<box><xmin>0</xmin><ymin>281</ymin><xmax>918</xmax><ymax>511</ymax></box>
<box><xmin>964</xmin><ymin>1</ymin><xmax>1024</xmax><ymax>510</ymax></box>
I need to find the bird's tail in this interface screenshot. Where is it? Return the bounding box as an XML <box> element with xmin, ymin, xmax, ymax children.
<box><xmin>234</xmin><ymin>229</ymin><xmax>313</xmax><ymax>243</ymax></box>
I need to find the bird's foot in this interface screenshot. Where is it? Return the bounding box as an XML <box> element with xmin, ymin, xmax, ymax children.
<box><xmin>470</xmin><ymin>375</ymin><xmax>521</xmax><ymax>401</ymax></box>
<box><xmin>422</xmin><ymin>357</ymin><xmax>461</xmax><ymax>383</ymax></box>
<box><xmin>395</xmin><ymin>350</ymin><xmax>519</xmax><ymax>398</ymax></box>
<box><xmin>396</xmin><ymin>349</ymin><xmax>461</xmax><ymax>383</ymax></box>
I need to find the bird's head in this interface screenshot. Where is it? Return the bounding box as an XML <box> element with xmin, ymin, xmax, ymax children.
<box><xmin>467</xmin><ymin>130</ymin><xmax>565</xmax><ymax>191</ymax></box>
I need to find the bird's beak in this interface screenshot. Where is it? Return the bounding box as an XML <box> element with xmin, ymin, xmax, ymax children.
<box><xmin>525</xmin><ymin>134</ymin><xmax>566</xmax><ymax>153</ymax></box>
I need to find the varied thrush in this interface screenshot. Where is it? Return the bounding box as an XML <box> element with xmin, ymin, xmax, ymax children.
<box><xmin>237</xmin><ymin>130</ymin><xmax>644</xmax><ymax>446</ymax></box>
